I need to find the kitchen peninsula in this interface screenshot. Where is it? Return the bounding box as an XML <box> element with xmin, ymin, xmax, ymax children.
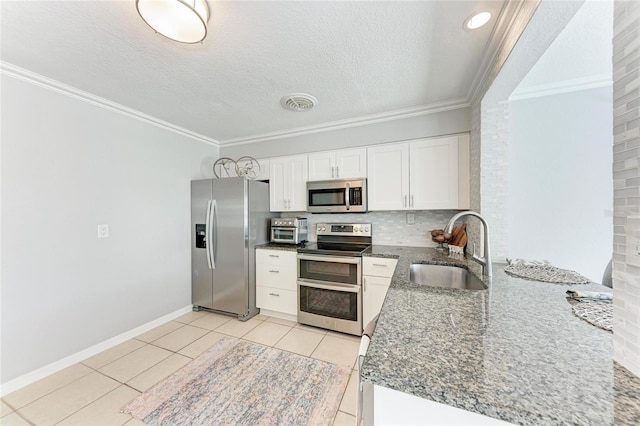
<box><xmin>360</xmin><ymin>246</ymin><xmax>640</xmax><ymax>425</ymax></box>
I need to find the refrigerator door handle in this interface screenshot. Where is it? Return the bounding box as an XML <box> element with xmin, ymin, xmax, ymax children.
<box><xmin>205</xmin><ymin>200</ymin><xmax>213</xmax><ymax>269</ymax></box>
<box><xmin>210</xmin><ymin>199</ymin><xmax>217</xmax><ymax>269</ymax></box>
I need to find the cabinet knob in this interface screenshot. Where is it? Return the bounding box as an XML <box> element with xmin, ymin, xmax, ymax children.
<box><xmin>269</xmin><ymin>292</ymin><xmax>280</xmax><ymax>297</ymax></box>
<box><xmin>268</xmin><ymin>270</ymin><xmax>280</xmax><ymax>273</ymax></box>
<box><xmin>268</xmin><ymin>254</ymin><xmax>280</xmax><ymax>258</ymax></box>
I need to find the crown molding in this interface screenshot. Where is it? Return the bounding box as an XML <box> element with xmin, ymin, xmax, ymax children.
<box><xmin>467</xmin><ymin>0</ymin><xmax>542</xmax><ymax>104</ymax></box>
<box><xmin>219</xmin><ymin>99</ymin><xmax>470</xmax><ymax>147</ymax></box>
<box><xmin>0</xmin><ymin>62</ymin><xmax>220</xmax><ymax>147</ymax></box>
<box><xmin>509</xmin><ymin>74</ymin><xmax>612</xmax><ymax>101</ymax></box>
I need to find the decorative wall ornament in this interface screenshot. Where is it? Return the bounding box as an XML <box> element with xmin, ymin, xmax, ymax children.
<box><xmin>213</xmin><ymin>156</ymin><xmax>261</xmax><ymax>179</ymax></box>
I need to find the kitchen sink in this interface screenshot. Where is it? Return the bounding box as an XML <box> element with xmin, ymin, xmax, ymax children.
<box><xmin>409</xmin><ymin>264</ymin><xmax>486</xmax><ymax>290</ymax></box>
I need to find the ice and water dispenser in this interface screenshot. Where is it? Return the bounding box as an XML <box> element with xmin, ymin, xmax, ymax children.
<box><xmin>195</xmin><ymin>224</ymin><xmax>206</xmax><ymax>248</ymax></box>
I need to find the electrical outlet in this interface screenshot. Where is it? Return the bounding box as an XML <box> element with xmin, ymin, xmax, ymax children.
<box><xmin>97</xmin><ymin>224</ymin><xmax>110</xmax><ymax>239</ymax></box>
<box><xmin>406</xmin><ymin>213</ymin><xmax>415</xmax><ymax>224</ymax></box>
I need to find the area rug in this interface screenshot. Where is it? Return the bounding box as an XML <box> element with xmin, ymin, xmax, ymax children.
<box><xmin>121</xmin><ymin>336</ymin><xmax>350</xmax><ymax>425</ymax></box>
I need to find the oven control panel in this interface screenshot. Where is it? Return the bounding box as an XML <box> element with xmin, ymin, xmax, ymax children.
<box><xmin>316</xmin><ymin>223</ymin><xmax>371</xmax><ymax>237</ymax></box>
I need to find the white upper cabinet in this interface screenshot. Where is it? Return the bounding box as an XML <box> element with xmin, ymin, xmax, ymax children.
<box><xmin>269</xmin><ymin>155</ymin><xmax>308</xmax><ymax>212</ymax></box>
<box><xmin>336</xmin><ymin>148</ymin><xmax>367</xmax><ymax>179</ymax></box>
<box><xmin>367</xmin><ymin>135</ymin><xmax>470</xmax><ymax>211</ymax></box>
<box><xmin>308</xmin><ymin>152</ymin><xmax>334</xmax><ymax>181</ymax></box>
<box><xmin>410</xmin><ymin>136</ymin><xmax>459</xmax><ymax>210</ymax></box>
<box><xmin>367</xmin><ymin>143</ymin><xmax>410</xmax><ymax>210</ymax></box>
<box><xmin>308</xmin><ymin>148</ymin><xmax>367</xmax><ymax>181</ymax></box>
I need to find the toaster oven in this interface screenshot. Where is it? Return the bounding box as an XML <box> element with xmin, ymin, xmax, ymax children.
<box><xmin>270</xmin><ymin>217</ymin><xmax>308</xmax><ymax>244</ymax></box>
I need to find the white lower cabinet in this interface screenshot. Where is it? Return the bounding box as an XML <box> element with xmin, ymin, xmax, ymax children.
<box><xmin>362</xmin><ymin>384</ymin><xmax>513</xmax><ymax>425</ymax></box>
<box><xmin>362</xmin><ymin>257</ymin><xmax>398</xmax><ymax>326</ymax></box>
<box><xmin>256</xmin><ymin>285</ymin><xmax>297</xmax><ymax>316</ymax></box>
<box><xmin>256</xmin><ymin>249</ymin><xmax>298</xmax><ymax>317</ymax></box>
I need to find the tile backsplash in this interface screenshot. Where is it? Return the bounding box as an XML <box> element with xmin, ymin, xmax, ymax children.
<box><xmin>282</xmin><ymin>210</ymin><xmax>461</xmax><ymax>246</ymax></box>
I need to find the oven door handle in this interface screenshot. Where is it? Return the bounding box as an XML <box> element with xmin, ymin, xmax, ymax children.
<box><xmin>296</xmin><ymin>253</ymin><xmax>361</xmax><ymax>264</ymax></box>
<box><xmin>297</xmin><ymin>279</ymin><xmax>361</xmax><ymax>293</ymax></box>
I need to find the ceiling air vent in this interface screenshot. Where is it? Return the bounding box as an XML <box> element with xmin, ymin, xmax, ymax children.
<box><xmin>281</xmin><ymin>93</ymin><xmax>318</xmax><ymax>112</ymax></box>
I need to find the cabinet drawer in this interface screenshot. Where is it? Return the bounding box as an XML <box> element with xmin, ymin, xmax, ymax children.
<box><xmin>363</xmin><ymin>257</ymin><xmax>398</xmax><ymax>278</ymax></box>
<box><xmin>256</xmin><ymin>249</ymin><xmax>297</xmax><ymax>266</ymax></box>
<box><xmin>256</xmin><ymin>286</ymin><xmax>297</xmax><ymax>316</ymax></box>
<box><xmin>256</xmin><ymin>265</ymin><xmax>297</xmax><ymax>290</ymax></box>
<box><xmin>256</xmin><ymin>249</ymin><xmax>297</xmax><ymax>290</ymax></box>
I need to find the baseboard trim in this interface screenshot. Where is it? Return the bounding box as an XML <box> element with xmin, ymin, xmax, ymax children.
<box><xmin>259</xmin><ymin>309</ymin><xmax>297</xmax><ymax>323</ymax></box>
<box><xmin>0</xmin><ymin>305</ymin><xmax>194</xmax><ymax>396</ymax></box>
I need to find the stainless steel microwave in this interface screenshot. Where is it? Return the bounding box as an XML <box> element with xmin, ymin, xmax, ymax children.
<box><xmin>306</xmin><ymin>178</ymin><xmax>367</xmax><ymax>213</ymax></box>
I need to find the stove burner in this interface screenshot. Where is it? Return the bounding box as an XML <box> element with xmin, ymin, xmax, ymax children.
<box><xmin>297</xmin><ymin>222</ymin><xmax>372</xmax><ymax>257</ymax></box>
<box><xmin>297</xmin><ymin>242</ymin><xmax>371</xmax><ymax>257</ymax></box>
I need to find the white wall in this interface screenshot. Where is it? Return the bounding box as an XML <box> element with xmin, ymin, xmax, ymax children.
<box><xmin>0</xmin><ymin>74</ymin><xmax>218</xmax><ymax>383</ymax></box>
<box><xmin>469</xmin><ymin>0</ymin><xmax>584</xmax><ymax>262</ymax></box>
<box><xmin>220</xmin><ymin>107</ymin><xmax>470</xmax><ymax>159</ymax></box>
<box><xmin>508</xmin><ymin>86</ymin><xmax>613</xmax><ymax>282</ymax></box>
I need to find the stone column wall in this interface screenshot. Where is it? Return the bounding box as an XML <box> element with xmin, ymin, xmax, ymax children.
<box><xmin>612</xmin><ymin>0</ymin><xmax>640</xmax><ymax>378</ymax></box>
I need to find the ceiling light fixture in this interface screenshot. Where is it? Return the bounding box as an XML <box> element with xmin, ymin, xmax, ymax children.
<box><xmin>281</xmin><ymin>94</ymin><xmax>318</xmax><ymax>112</ymax></box>
<box><xmin>136</xmin><ymin>0</ymin><xmax>209</xmax><ymax>44</ymax></box>
<box><xmin>465</xmin><ymin>11</ymin><xmax>492</xmax><ymax>30</ymax></box>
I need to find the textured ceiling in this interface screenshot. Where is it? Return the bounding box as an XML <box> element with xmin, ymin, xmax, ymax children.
<box><xmin>1</xmin><ymin>1</ymin><xmax>509</xmax><ymax>145</ymax></box>
<box><xmin>515</xmin><ymin>0</ymin><xmax>612</xmax><ymax>92</ymax></box>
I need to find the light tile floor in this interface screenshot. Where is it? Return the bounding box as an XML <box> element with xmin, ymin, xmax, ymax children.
<box><xmin>1</xmin><ymin>311</ymin><xmax>361</xmax><ymax>426</ymax></box>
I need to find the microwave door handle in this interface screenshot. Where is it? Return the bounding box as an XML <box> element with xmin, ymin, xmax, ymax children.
<box><xmin>345</xmin><ymin>182</ymin><xmax>350</xmax><ymax>211</ymax></box>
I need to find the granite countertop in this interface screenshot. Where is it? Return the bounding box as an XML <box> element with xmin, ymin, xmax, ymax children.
<box><xmin>255</xmin><ymin>242</ymin><xmax>300</xmax><ymax>252</ymax></box>
<box><xmin>360</xmin><ymin>245</ymin><xmax>640</xmax><ymax>425</ymax></box>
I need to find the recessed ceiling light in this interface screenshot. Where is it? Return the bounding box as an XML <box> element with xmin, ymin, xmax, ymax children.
<box><xmin>465</xmin><ymin>11</ymin><xmax>492</xmax><ymax>30</ymax></box>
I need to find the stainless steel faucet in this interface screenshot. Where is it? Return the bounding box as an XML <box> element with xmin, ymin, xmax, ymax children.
<box><xmin>444</xmin><ymin>211</ymin><xmax>492</xmax><ymax>277</ymax></box>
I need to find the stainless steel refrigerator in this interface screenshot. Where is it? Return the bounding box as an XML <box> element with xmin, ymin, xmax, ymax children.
<box><xmin>191</xmin><ymin>177</ymin><xmax>275</xmax><ymax>320</ymax></box>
